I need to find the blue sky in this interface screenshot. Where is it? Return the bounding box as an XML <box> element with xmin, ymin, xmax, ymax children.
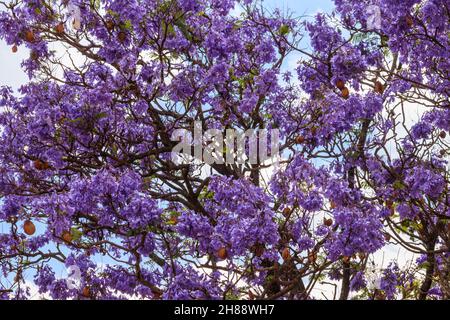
<box><xmin>0</xmin><ymin>0</ymin><xmax>333</xmax><ymax>90</ymax></box>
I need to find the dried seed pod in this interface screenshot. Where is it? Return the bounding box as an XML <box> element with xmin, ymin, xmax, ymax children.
<box><xmin>308</xmin><ymin>251</ymin><xmax>317</xmax><ymax>264</ymax></box>
<box><xmin>323</xmin><ymin>217</ymin><xmax>333</xmax><ymax>227</ymax></box>
<box><xmin>24</xmin><ymin>220</ymin><xmax>36</xmax><ymax>236</ymax></box>
<box><xmin>81</xmin><ymin>286</ymin><xmax>90</xmax><ymax>298</ymax></box>
<box><xmin>55</xmin><ymin>22</ymin><xmax>65</xmax><ymax>34</ymax></box>
<box><xmin>295</xmin><ymin>135</ymin><xmax>305</xmax><ymax>144</ymax></box>
<box><xmin>341</xmin><ymin>87</ymin><xmax>350</xmax><ymax>99</ymax></box>
<box><xmin>24</xmin><ymin>30</ymin><xmax>35</xmax><ymax>43</ymax></box>
<box><xmin>33</xmin><ymin>159</ymin><xmax>50</xmax><ymax>170</ymax></box>
<box><xmin>336</xmin><ymin>79</ymin><xmax>345</xmax><ymax>90</ymax></box>
<box><xmin>374</xmin><ymin>81</ymin><xmax>384</xmax><ymax>94</ymax></box>
<box><xmin>217</xmin><ymin>247</ymin><xmax>228</xmax><ymax>260</ymax></box>
<box><xmin>282</xmin><ymin>207</ymin><xmax>292</xmax><ymax>217</ymax></box>
<box><xmin>62</xmin><ymin>231</ymin><xmax>72</xmax><ymax>242</ymax></box>
<box><xmin>281</xmin><ymin>247</ymin><xmax>291</xmax><ymax>261</ymax></box>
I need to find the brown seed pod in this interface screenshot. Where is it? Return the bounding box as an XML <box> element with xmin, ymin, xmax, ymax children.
<box><xmin>323</xmin><ymin>217</ymin><xmax>333</xmax><ymax>227</ymax></box>
<box><xmin>330</xmin><ymin>201</ymin><xmax>337</xmax><ymax>210</ymax></box>
<box><xmin>12</xmin><ymin>45</ymin><xmax>18</xmax><ymax>53</ymax></box>
<box><xmin>439</xmin><ymin>131</ymin><xmax>447</xmax><ymax>139</ymax></box>
<box><xmin>336</xmin><ymin>79</ymin><xmax>345</xmax><ymax>90</ymax></box>
<box><xmin>295</xmin><ymin>135</ymin><xmax>306</xmax><ymax>144</ymax></box>
<box><xmin>341</xmin><ymin>87</ymin><xmax>350</xmax><ymax>99</ymax></box>
<box><xmin>308</xmin><ymin>251</ymin><xmax>317</xmax><ymax>264</ymax></box>
<box><xmin>384</xmin><ymin>232</ymin><xmax>391</xmax><ymax>242</ymax></box>
<box><xmin>217</xmin><ymin>247</ymin><xmax>228</xmax><ymax>260</ymax></box>
<box><xmin>81</xmin><ymin>286</ymin><xmax>90</xmax><ymax>298</ymax></box>
<box><xmin>342</xmin><ymin>256</ymin><xmax>351</xmax><ymax>263</ymax></box>
<box><xmin>55</xmin><ymin>22</ymin><xmax>65</xmax><ymax>34</ymax></box>
<box><xmin>282</xmin><ymin>207</ymin><xmax>292</xmax><ymax>217</ymax></box>
<box><xmin>281</xmin><ymin>247</ymin><xmax>291</xmax><ymax>261</ymax></box>
<box><xmin>106</xmin><ymin>20</ymin><xmax>115</xmax><ymax>31</ymax></box>
<box><xmin>117</xmin><ymin>31</ymin><xmax>127</xmax><ymax>43</ymax></box>
<box><xmin>62</xmin><ymin>231</ymin><xmax>72</xmax><ymax>243</ymax></box>
<box><xmin>24</xmin><ymin>30</ymin><xmax>35</xmax><ymax>43</ymax></box>
<box><xmin>374</xmin><ymin>81</ymin><xmax>384</xmax><ymax>94</ymax></box>
<box><xmin>405</xmin><ymin>15</ymin><xmax>413</xmax><ymax>28</ymax></box>
<box><xmin>33</xmin><ymin>159</ymin><xmax>50</xmax><ymax>170</ymax></box>
<box><xmin>23</xmin><ymin>220</ymin><xmax>36</xmax><ymax>236</ymax></box>
<box><xmin>30</xmin><ymin>50</ymin><xmax>39</xmax><ymax>60</ymax></box>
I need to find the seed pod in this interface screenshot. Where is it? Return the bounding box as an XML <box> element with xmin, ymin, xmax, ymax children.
<box><xmin>295</xmin><ymin>135</ymin><xmax>305</xmax><ymax>144</ymax></box>
<box><xmin>308</xmin><ymin>251</ymin><xmax>317</xmax><ymax>264</ymax></box>
<box><xmin>374</xmin><ymin>81</ymin><xmax>384</xmax><ymax>94</ymax></box>
<box><xmin>217</xmin><ymin>247</ymin><xmax>228</xmax><ymax>260</ymax></box>
<box><xmin>34</xmin><ymin>159</ymin><xmax>50</xmax><ymax>170</ymax></box>
<box><xmin>24</xmin><ymin>30</ymin><xmax>35</xmax><ymax>43</ymax></box>
<box><xmin>336</xmin><ymin>79</ymin><xmax>345</xmax><ymax>90</ymax></box>
<box><xmin>118</xmin><ymin>31</ymin><xmax>127</xmax><ymax>43</ymax></box>
<box><xmin>106</xmin><ymin>20</ymin><xmax>115</xmax><ymax>31</ymax></box>
<box><xmin>30</xmin><ymin>50</ymin><xmax>39</xmax><ymax>60</ymax></box>
<box><xmin>55</xmin><ymin>22</ymin><xmax>65</xmax><ymax>34</ymax></box>
<box><xmin>405</xmin><ymin>15</ymin><xmax>413</xmax><ymax>28</ymax></box>
<box><xmin>384</xmin><ymin>233</ymin><xmax>391</xmax><ymax>241</ymax></box>
<box><xmin>81</xmin><ymin>286</ymin><xmax>90</xmax><ymax>298</ymax></box>
<box><xmin>281</xmin><ymin>247</ymin><xmax>291</xmax><ymax>261</ymax></box>
<box><xmin>323</xmin><ymin>218</ymin><xmax>333</xmax><ymax>227</ymax></box>
<box><xmin>62</xmin><ymin>231</ymin><xmax>72</xmax><ymax>242</ymax></box>
<box><xmin>341</xmin><ymin>87</ymin><xmax>349</xmax><ymax>99</ymax></box>
<box><xmin>12</xmin><ymin>45</ymin><xmax>18</xmax><ymax>53</ymax></box>
<box><xmin>330</xmin><ymin>201</ymin><xmax>337</xmax><ymax>209</ymax></box>
<box><xmin>439</xmin><ymin>131</ymin><xmax>447</xmax><ymax>139</ymax></box>
<box><xmin>24</xmin><ymin>220</ymin><xmax>36</xmax><ymax>236</ymax></box>
<box><xmin>282</xmin><ymin>207</ymin><xmax>291</xmax><ymax>217</ymax></box>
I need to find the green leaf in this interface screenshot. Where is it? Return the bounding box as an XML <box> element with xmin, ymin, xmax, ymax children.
<box><xmin>94</xmin><ymin>112</ymin><xmax>108</xmax><ymax>120</ymax></box>
<box><xmin>393</xmin><ymin>180</ymin><xmax>405</xmax><ymax>190</ymax></box>
<box><xmin>90</xmin><ymin>0</ymin><xmax>101</xmax><ymax>10</ymax></box>
<box><xmin>70</xmin><ymin>227</ymin><xmax>83</xmax><ymax>241</ymax></box>
<box><xmin>122</xmin><ymin>20</ymin><xmax>133</xmax><ymax>31</ymax></box>
<box><xmin>279</xmin><ymin>24</ymin><xmax>290</xmax><ymax>36</ymax></box>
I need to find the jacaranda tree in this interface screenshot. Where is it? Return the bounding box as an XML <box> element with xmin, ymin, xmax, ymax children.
<box><xmin>0</xmin><ymin>0</ymin><xmax>448</xmax><ymax>300</ymax></box>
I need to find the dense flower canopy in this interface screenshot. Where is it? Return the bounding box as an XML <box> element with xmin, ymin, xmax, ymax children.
<box><xmin>0</xmin><ymin>0</ymin><xmax>448</xmax><ymax>300</ymax></box>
